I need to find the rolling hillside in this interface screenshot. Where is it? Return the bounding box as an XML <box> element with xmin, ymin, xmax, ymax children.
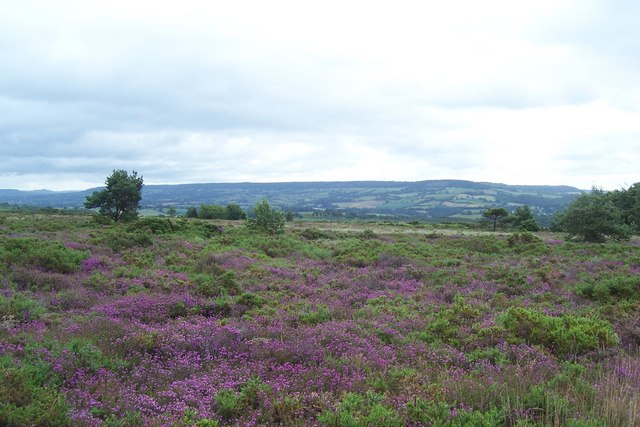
<box><xmin>0</xmin><ymin>180</ymin><xmax>582</xmax><ymax>223</ymax></box>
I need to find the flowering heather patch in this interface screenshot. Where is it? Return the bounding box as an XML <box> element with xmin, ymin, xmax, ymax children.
<box><xmin>0</xmin><ymin>215</ymin><xmax>639</xmax><ymax>425</ymax></box>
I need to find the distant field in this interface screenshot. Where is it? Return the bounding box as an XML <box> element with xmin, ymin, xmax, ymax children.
<box><xmin>0</xmin><ymin>179</ymin><xmax>582</xmax><ymax>224</ymax></box>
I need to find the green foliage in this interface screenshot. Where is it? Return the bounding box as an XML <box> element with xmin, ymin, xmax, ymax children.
<box><xmin>507</xmin><ymin>232</ymin><xmax>548</xmax><ymax>254</ymax></box>
<box><xmin>405</xmin><ymin>398</ymin><xmax>505</xmax><ymax>426</ymax></box>
<box><xmin>191</xmin><ymin>203</ymin><xmax>245</xmax><ymax>220</ymax></box>
<box><xmin>84</xmin><ymin>169</ymin><xmax>144</xmax><ymax>222</ymax></box>
<box><xmin>214</xmin><ymin>377</ymin><xmax>270</xmax><ymax>420</ymax></box>
<box><xmin>482</xmin><ymin>207</ymin><xmax>509</xmax><ymax>231</ymax></box>
<box><xmin>225</xmin><ymin>203</ymin><xmax>246</xmax><ymax>220</ymax></box>
<box><xmin>499</xmin><ymin>307</ymin><xmax>619</xmax><ymax>356</ymax></box>
<box><xmin>608</xmin><ymin>182</ymin><xmax>640</xmax><ymax>233</ymax></box>
<box><xmin>416</xmin><ymin>295</ymin><xmax>480</xmax><ymax>345</ymax></box>
<box><xmin>512</xmin><ymin>205</ymin><xmax>540</xmax><ymax>231</ymax></box>
<box><xmin>126</xmin><ymin>217</ymin><xmax>187</xmax><ymax>234</ymax></box>
<box><xmin>0</xmin><ymin>357</ymin><xmax>70</xmax><ymax>426</ymax></box>
<box><xmin>576</xmin><ymin>274</ymin><xmax>640</xmax><ymax>302</ymax></box>
<box><xmin>103</xmin><ymin>411</ymin><xmax>144</xmax><ymax>426</ymax></box>
<box><xmin>300</xmin><ymin>227</ymin><xmax>335</xmax><ymax>240</ymax></box>
<box><xmin>318</xmin><ymin>391</ymin><xmax>402</xmax><ymax>427</ymax></box>
<box><xmin>195</xmin><ymin>419</ymin><xmax>220</xmax><ymax>427</ymax></box>
<box><xmin>193</xmin><ymin>271</ymin><xmax>241</xmax><ymax>297</ymax></box>
<box><xmin>199</xmin><ymin>204</ymin><xmax>227</xmax><ymax>220</ymax></box>
<box><xmin>235</xmin><ymin>292</ymin><xmax>265</xmax><ymax>308</ymax></box>
<box><xmin>247</xmin><ymin>199</ymin><xmax>285</xmax><ymax>235</ymax></box>
<box><xmin>299</xmin><ymin>304</ymin><xmax>332</xmax><ymax>325</ymax></box>
<box><xmin>185</xmin><ymin>207</ymin><xmax>199</xmax><ymax>218</ymax></box>
<box><xmin>0</xmin><ymin>294</ymin><xmax>47</xmax><ymax>322</ymax></box>
<box><xmin>552</xmin><ymin>188</ymin><xmax>631</xmax><ymax>242</ymax></box>
<box><xmin>99</xmin><ymin>228</ymin><xmax>153</xmax><ymax>252</ymax></box>
<box><xmin>0</xmin><ymin>237</ymin><xmax>88</xmax><ymax>273</ymax></box>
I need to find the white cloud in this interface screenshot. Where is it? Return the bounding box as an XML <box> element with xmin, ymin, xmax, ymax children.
<box><xmin>1</xmin><ymin>0</ymin><xmax>639</xmax><ymax>191</ymax></box>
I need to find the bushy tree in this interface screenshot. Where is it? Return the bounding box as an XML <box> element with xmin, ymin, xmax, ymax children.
<box><xmin>482</xmin><ymin>207</ymin><xmax>509</xmax><ymax>231</ymax></box>
<box><xmin>199</xmin><ymin>204</ymin><xmax>227</xmax><ymax>220</ymax></box>
<box><xmin>608</xmin><ymin>182</ymin><xmax>640</xmax><ymax>233</ymax></box>
<box><xmin>185</xmin><ymin>207</ymin><xmax>198</xmax><ymax>218</ymax></box>
<box><xmin>512</xmin><ymin>205</ymin><xmax>539</xmax><ymax>231</ymax></box>
<box><xmin>247</xmin><ymin>199</ymin><xmax>285</xmax><ymax>235</ymax></box>
<box><xmin>225</xmin><ymin>204</ymin><xmax>246</xmax><ymax>220</ymax></box>
<box><xmin>84</xmin><ymin>170</ymin><xmax>143</xmax><ymax>222</ymax></box>
<box><xmin>552</xmin><ymin>188</ymin><xmax>631</xmax><ymax>242</ymax></box>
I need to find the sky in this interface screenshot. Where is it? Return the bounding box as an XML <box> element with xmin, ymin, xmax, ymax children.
<box><xmin>1</xmin><ymin>0</ymin><xmax>639</xmax><ymax>191</ymax></box>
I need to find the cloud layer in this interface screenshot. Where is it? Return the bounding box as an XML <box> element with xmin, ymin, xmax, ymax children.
<box><xmin>2</xmin><ymin>0</ymin><xmax>639</xmax><ymax>190</ymax></box>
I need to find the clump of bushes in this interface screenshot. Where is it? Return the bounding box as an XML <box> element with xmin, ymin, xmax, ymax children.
<box><xmin>0</xmin><ymin>238</ymin><xmax>88</xmax><ymax>273</ymax></box>
<box><xmin>576</xmin><ymin>274</ymin><xmax>640</xmax><ymax>302</ymax></box>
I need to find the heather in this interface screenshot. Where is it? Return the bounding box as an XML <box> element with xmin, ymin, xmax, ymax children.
<box><xmin>1</xmin><ymin>214</ymin><xmax>639</xmax><ymax>426</ymax></box>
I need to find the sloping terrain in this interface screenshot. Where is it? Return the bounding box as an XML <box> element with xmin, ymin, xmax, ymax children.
<box><xmin>0</xmin><ymin>180</ymin><xmax>581</xmax><ymax>222</ymax></box>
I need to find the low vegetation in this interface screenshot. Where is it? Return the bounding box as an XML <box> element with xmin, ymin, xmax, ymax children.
<box><xmin>0</xmin><ymin>210</ymin><xmax>639</xmax><ymax>425</ymax></box>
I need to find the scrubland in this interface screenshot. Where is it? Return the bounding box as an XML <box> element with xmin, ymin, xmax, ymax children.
<box><xmin>1</xmin><ymin>214</ymin><xmax>639</xmax><ymax>426</ymax></box>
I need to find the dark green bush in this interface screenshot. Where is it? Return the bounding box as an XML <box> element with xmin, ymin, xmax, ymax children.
<box><xmin>126</xmin><ymin>217</ymin><xmax>187</xmax><ymax>234</ymax></box>
<box><xmin>300</xmin><ymin>227</ymin><xmax>334</xmax><ymax>240</ymax></box>
<box><xmin>576</xmin><ymin>274</ymin><xmax>640</xmax><ymax>302</ymax></box>
<box><xmin>235</xmin><ymin>292</ymin><xmax>265</xmax><ymax>308</ymax></box>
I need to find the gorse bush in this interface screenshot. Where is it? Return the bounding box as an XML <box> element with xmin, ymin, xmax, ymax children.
<box><xmin>499</xmin><ymin>307</ymin><xmax>619</xmax><ymax>356</ymax></box>
<box><xmin>576</xmin><ymin>274</ymin><xmax>640</xmax><ymax>302</ymax></box>
<box><xmin>318</xmin><ymin>391</ymin><xmax>403</xmax><ymax>427</ymax></box>
<box><xmin>0</xmin><ymin>237</ymin><xmax>88</xmax><ymax>273</ymax></box>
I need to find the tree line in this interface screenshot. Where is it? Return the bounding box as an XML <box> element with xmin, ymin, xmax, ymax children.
<box><xmin>85</xmin><ymin>170</ymin><xmax>639</xmax><ymax>243</ymax></box>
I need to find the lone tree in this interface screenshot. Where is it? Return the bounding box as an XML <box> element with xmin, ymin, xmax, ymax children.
<box><xmin>247</xmin><ymin>199</ymin><xmax>285</xmax><ymax>235</ymax></box>
<box><xmin>482</xmin><ymin>207</ymin><xmax>509</xmax><ymax>231</ymax></box>
<box><xmin>85</xmin><ymin>169</ymin><xmax>144</xmax><ymax>222</ymax></box>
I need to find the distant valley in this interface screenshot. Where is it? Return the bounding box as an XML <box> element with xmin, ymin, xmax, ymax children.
<box><xmin>0</xmin><ymin>180</ymin><xmax>582</xmax><ymax>224</ymax></box>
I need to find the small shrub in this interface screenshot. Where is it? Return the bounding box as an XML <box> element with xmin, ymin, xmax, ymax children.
<box><xmin>127</xmin><ymin>217</ymin><xmax>186</xmax><ymax>234</ymax></box>
<box><xmin>576</xmin><ymin>274</ymin><xmax>639</xmax><ymax>302</ymax></box>
<box><xmin>235</xmin><ymin>292</ymin><xmax>265</xmax><ymax>308</ymax></box>
<box><xmin>318</xmin><ymin>391</ymin><xmax>402</xmax><ymax>427</ymax></box>
<box><xmin>247</xmin><ymin>199</ymin><xmax>285</xmax><ymax>235</ymax></box>
<box><xmin>499</xmin><ymin>307</ymin><xmax>619</xmax><ymax>356</ymax></box>
<box><xmin>193</xmin><ymin>271</ymin><xmax>241</xmax><ymax>297</ymax></box>
<box><xmin>299</xmin><ymin>304</ymin><xmax>332</xmax><ymax>325</ymax></box>
<box><xmin>300</xmin><ymin>228</ymin><xmax>333</xmax><ymax>240</ymax></box>
<box><xmin>0</xmin><ymin>294</ymin><xmax>47</xmax><ymax>322</ymax></box>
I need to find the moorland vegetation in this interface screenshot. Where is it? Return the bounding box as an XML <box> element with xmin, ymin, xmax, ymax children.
<box><xmin>1</xmin><ymin>205</ymin><xmax>639</xmax><ymax>425</ymax></box>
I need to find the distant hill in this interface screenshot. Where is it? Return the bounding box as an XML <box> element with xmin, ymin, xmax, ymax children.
<box><xmin>0</xmin><ymin>180</ymin><xmax>582</xmax><ymax>224</ymax></box>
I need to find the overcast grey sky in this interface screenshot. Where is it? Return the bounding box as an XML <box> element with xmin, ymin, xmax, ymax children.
<box><xmin>1</xmin><ymin>0</ymin><xmax>639</xmax><ymax>191</ymax></box>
